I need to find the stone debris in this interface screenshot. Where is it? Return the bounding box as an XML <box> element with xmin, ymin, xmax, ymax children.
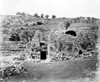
<box><xmin>0</xmin><ymin>15</ymin><xmax>99</xmax><ymax>81</ymax></box>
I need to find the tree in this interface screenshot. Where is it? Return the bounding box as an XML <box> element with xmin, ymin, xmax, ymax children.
<box><xmin>52</xmin><ymin>15</ymin><xmax>56</xmax><ymax>19</ymax></box>
<box><xmin>87</xmin><ymin>17</ymin><xmax>91</xmax><ymax>21</ymax></box>
<box><xmin>16</xmin><ymin>12</ymin><xmax>26</xmax><ymax>16</ymax></box>
<box><xmin>21</xmin><ymin>12</ymin><xmax>26</xmax><ymax>16</ymax></box>
<box><xmin>16</xmin><ymin>12</ymin><xmax>22</xmax><ymax>15</ymax></box>
<box><xmin>45</xmin><ymin>15</ymin><xmax>49</xmax><ymax>19</ymax></box>
<box><xmin>41</xmin><ymin>14</ymin><xmax>44</xmax><ymax>18</ymax></box>
<box><xmin>34</xmin><ymin>13</ymin><xmax>39</xmax><ymax>18</ymax></box>
<box><xmin>64</xmin><ymin>22</ymin><xmax>70</xmax><ymax>29</ymax></box>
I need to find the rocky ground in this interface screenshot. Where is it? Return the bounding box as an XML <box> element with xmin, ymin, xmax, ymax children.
<box><xmin>0</xmin><ymin>14</ymin><xmax>99</xmax><ymax>82</ymax></box>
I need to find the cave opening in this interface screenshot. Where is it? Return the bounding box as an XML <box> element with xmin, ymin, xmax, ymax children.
<box><xmin>65</xmin><ymin>30</ymin><xmax>77</xmax><ymax>36</ymax></box>
<box><xmin>9</xmin><ymin>34</ymin><xmax>20</xmax><ymax>41</ymax></box>
<box><xmin>79</xmin><ymin>50</ymin><xmax>83</xmax><ymax>54</ymax></box>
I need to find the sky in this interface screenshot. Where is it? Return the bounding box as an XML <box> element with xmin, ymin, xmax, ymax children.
<box><xmin>0</xmin><ymin>0</ymin><xmax>100</xmax><ymax>18</ymax></box>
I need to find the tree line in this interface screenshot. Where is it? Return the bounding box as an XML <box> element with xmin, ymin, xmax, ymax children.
<box><xmin>16</xmin><ymin>12</ymin><xmax>56</xmax><ymax>19</ymax></box>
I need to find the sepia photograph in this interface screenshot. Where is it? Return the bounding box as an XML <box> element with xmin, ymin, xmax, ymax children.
<box><xmin>0</xmin><ymin>0</ymin><xmax>100</xmax><ymax>82</ymax></box>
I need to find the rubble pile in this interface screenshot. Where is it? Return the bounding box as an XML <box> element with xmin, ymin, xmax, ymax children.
<box><xmin>48</xmin><ymin>24</ymin><xmax>98</xmax><ymax>61</ymax></box>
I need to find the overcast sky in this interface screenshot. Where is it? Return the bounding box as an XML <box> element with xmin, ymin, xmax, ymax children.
<box><xmin>0</xmin><ymin>0</ymin><xmax>100</xmax><ymax>18</ymax></box>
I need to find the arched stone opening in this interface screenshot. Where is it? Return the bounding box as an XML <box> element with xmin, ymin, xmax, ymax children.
<box><xmin>65</xmin><ymin>30</ymin><xmax>77</xmax><ymax>36</ymax></box>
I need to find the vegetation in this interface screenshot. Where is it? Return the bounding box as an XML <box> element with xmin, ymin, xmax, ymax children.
<box><xmin>78</xmin><ymin>29</ymin><xmax>98</xmax><ymax>51</ymax></box>
<box><xmin>1</xmin><ymin>12</ymin><xmax>99</xmax><ymax>62</ymax></box>
<box><xmin>0</xmin><ymin>12</ymin><xmax>99</xmax><ymax>82</ymax></box>
<box><xmin>40</xmin><ymin>14</ymin><xmax>44</xmax><ymax>18</ymax></box>
<box><xmin>45</xmin><ymin>15</ymin><xmax>49</xmax><ymax>19</ymax></box>
<box><xmin>64</xmin><ymin>22</ymin><xmax>70</xmax><ymax>29</ymax></box>
<box><xmin>1</xmin><ymin>65</ymin><xmax>27</xmax><ymax>78</ymax></box>
<box><xmin>52</xmin><ymin>15</ymin><xmax>56</xmax><ymax>19</ymax></box>
<box><xmin>34</xmin><ymin>13</ymin><xmax>39</xmax><ymax>18</ymax></box>
<box><xmin>2</xmin><ymin>66</ymin><xmax>20</xmax><ymax>78</ymax></box>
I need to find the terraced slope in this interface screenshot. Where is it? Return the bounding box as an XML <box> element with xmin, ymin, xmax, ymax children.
<box><xmin>0</xmin><ymin>15</ymin><xmax>99</xmax><ymax>82</ymax></box>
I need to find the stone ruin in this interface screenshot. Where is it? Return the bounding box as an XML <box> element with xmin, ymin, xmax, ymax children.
<box><xmin>0</xmin><ymin>15</ymin><xmax>98</xmax><ymax>63</ymax></box>
<box><xmin>23</xmin><ymin>22</ymin><xmax>98</xmax><ymax>62</ymax></box>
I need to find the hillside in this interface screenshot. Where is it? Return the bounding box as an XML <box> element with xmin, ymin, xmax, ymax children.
<box><xmin>0</xmin><ymin>13</ymin><xmax>99</xmax><ymax>82</ymax></box>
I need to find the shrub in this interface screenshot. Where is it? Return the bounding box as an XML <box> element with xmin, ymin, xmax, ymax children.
<box><xmin>2</xmin><ymin>66</ymin><xmax>20</xmax><ymax>78</ymax></box>
<box><xmin>20</xmin><ymin>30</ymin><xmax>35</xmax><ymax>42</ymax></box>
<box><xmin>19</xmin><ymin>53</ymin><xmax>26</xmax><ymax>61</ymax></box>
<box><xmin>16</xmin><ymin>12</ymin><xmax>22</xmax><ymax>15</ymax></box>
<box><xmin>78</xmin><ymin>31</ymin><xmax>97</xmax><ymax>51</ymax></box>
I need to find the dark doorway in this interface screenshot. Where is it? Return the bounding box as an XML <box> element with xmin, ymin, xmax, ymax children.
<box><xmin>40</xmin><ymin>51</ymin><xmax>47</xmax><ymax>60</ymax></box>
